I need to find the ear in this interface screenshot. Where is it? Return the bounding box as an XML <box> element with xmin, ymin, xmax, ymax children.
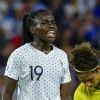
<box><xmin>30</xmin><ymin>26</ymin><xmax>35</xmax><ymax>34</ymax></box>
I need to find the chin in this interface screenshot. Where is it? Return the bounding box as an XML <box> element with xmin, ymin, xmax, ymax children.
<box><xmin>48</xmin><ymin>40</ymin><xmax>55</xmax><ymax>44</ymax></box>
<box><xmin>44</xmin><ymin>37</ymin><xmax>55</xmax><ymax>44</ymax></box>
<box><xmin>48</xmin><ymin>38</ymin><xmax>55</xmax><ymax>43</ymax></box>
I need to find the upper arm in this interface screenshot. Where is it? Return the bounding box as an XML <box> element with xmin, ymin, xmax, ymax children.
<box><xmin>61</xmin><ymin>51</ymin><xmax>71</xmax><ymax>84</ymax></box>
<box><xmin>60</xmin><ymin>51</ymin><xmax>72</xmax><ymax>100</ymax></box>
<box><xmin>60</xmin><ymin>81</ymin><xmax>72</xmax><ymax>100</ymax></box>
<box><xmin>2</xmin><ymin>49</ymin><xmax>21</xmax><ymax>100</ymax></box>
<box><xmin>4</xmin><ymin>50</ymin><xmax>21</xmax><ymax>80</ymax></box>
<box><xmin>2</xmin><ymin>76</ymin><xmax>17</xmax><ymax>99</ymax></box>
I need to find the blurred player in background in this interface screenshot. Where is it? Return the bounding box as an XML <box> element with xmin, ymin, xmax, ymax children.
<box><xmin>71</xmin><ymin>42</ymin><xmax>100</xmax><ymax>100</ymax></box>
<box><xmin>2</xmin><ymin>9</ymin><xmax>71</xmax><ymax>100</ymax></box>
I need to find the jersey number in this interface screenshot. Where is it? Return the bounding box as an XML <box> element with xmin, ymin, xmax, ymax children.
<box><xmin>29</xmin><ymin>66</ymin><xmax>43</xmax><ymax>81</ymax></box>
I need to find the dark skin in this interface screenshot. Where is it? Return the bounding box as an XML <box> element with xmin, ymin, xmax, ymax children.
<box><xmin>3</xmin><ymin>11</ymin><xmax>71</xmax><ymax>100</ymax></box>
<box><xmin>30</xmin><ymin>11</ymin><xmax>57</xmax><ymax>53</ymax></box>
<box><xmin>76</xmin><ymin>66</ymin><xmax>100</xmax><ymax>88</ymax></box>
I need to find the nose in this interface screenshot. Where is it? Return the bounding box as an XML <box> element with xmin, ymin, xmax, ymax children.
<box><xmin>46</xmin><ymin>21</ymin><xmax>57</xmax><ymax>30</ymax></box>
<box><xmin>48</xmin><ymin>22</ymin><xmax>57</xmax><ymax>28</ymax></box>
<box><xmin>85</xmin><ymin>81</ymin><xmax>92</xmax><ymax>87</ymax></box>
<box><xmin>48</xmin><ymin>20</ymin><xmax>56</xmax><ymax>26</ymax></box>
<box><xmin>48</xmin><ymin>25</ymin><xmax>55</xmax><ymax>28</ymax></box>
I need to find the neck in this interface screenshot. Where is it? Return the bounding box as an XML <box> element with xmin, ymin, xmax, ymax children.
<box><xmin>31</xmin><ymin>40</ymin><xmax>52</xmax><ymax>52</ymax></box>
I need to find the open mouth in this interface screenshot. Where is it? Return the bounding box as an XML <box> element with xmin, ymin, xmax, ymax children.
<box><xmin>47</xmin><ymin>30</ymin><xmax>56</xmax><ymax>38</ymax></box>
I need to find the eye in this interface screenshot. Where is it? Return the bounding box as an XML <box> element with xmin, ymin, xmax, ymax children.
<box><xmin>41</xmin><ymin>20</ymin><xmax>56</xmax><ymax>25</ymax></box>
<box><xmin>41</xmin><ymin>20</ymin><xmax>48</xmax><ymax>25</ymax></box>
<box><xmin>88</xmin><ymin>79</ymin><xmax>93</xmax><ymax>83</ymax></box>
<box><xmin>52</xmin><ymin>20</ymin><xmax>56</xmax><ymax>24</ymax></box>
<box><xmin>41</xmin><ymin>22</ymin><xmax>47</xmax><ymax>25</ymax></box>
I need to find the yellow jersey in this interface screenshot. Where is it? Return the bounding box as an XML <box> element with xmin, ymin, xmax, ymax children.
<box><xmin>74</xmin><ymin>82</ymin><xmax>100</xmax><ymax>100</ymax></box>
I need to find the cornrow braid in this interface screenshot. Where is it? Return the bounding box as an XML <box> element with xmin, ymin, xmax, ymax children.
<box><xmin>71</xmin><ymin>42</ymin><xmax>99</xmax><ymax>72</ymax></box>
<box><xmin>22</xmin><ymin>14</ymin><xmax>33</xmax><ymax>44</ymax></box>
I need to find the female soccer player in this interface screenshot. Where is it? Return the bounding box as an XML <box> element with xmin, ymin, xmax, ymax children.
<box><xmin>3</xmin><ymin>9</ymin><xmax>71</xmax><ymax>100</ymax></box>
<box><xmin>71</xmin><ymin>43</ymin><xmax>100</xmax><ymax>100</ymax></box>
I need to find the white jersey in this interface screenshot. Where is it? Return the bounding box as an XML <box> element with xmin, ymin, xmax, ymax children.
<box><xmin>4</xmin><ymin>43</ymin><xmax>71</xmax><ymax>100</ymax></box>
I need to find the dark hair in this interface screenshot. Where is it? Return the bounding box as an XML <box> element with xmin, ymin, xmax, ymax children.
<box><xmin>71</xmin><ymin>43</ymin><xmax>99</xmax><ymax>71</ymax></box>
<box><xmin>22</xmin><ymin>9</ymin><xmax>50</xmax><ymax>44</ymax></box>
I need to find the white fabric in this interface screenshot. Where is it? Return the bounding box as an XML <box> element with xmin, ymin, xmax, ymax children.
<box><xmin>5</xmin><ymin>43</ymin><xmax>71</xmax><ymax>100</ymax></box>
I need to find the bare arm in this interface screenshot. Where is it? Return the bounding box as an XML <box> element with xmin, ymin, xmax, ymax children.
<box><xmin>2</xmin><ymin>76</ymin><xmax>17</xmax><ymax>100</ymax></box>
<box><xmin>60</xmin><ymin>81</ymin><xmax>72</xmax><ymax>100</ymax></box>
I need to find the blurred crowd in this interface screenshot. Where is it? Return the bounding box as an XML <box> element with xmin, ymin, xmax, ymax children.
<box><xmin>0</xmin><ymin>0</ymin><xmax>100</xmax><ymax>100</ymax></box>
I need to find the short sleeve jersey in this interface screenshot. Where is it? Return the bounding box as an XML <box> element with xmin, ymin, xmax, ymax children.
<box><xmin>74</xmin><ymin>83</ymin><xmax>100</xmax><ymax>100</ymax></box>
<box><xmin>4</xmin><ymin>43</ymin><xmax>71</xmax><ymax>100</ymax></box>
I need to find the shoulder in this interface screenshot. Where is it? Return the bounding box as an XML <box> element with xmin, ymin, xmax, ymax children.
<box><xmin>75</xmin><ymin>82</ymin><xmax>86</xmax><ymax>92</ymax></box>
<box><xmin>74</xmin><ymin>83</ymin><xmax>87</xmax><ymax>97</ymax></box>
<box><xmin>54</xmin><ymin>46</ymin><xmax>68</xmax><ymax>61</ymax></box>
<box><xmin>54</xmin><ymin>45</ymin><xmax>68</xmax><ymax>56</ymax></box>
<box><xmin>9</xmin><ymin>43</ymin><xmax>29</xmax><ymax>58</ymax></box>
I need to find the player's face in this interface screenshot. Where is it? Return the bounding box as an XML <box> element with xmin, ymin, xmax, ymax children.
<box><xmin>31</xmin><ymin>11</ymin><xmax>57</xmax><ymax>43</ymax></box>
<box><xmin>77</xmin><ymin>69</ymin><xmax>100</xmax><ymax>88</ymax></box>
